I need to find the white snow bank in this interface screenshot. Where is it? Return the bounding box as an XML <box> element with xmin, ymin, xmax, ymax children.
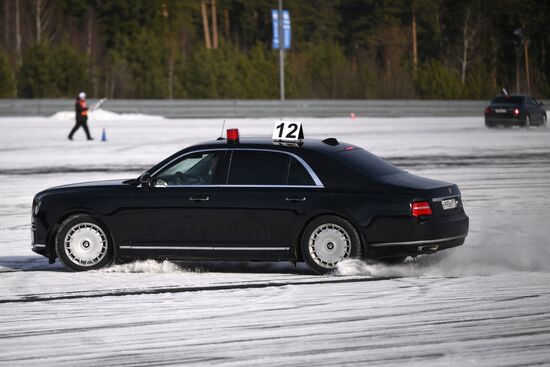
<box><xmin>48</xmin><ymin>108</ymin><xmax>165</xmax><ymax>122</ymax></box>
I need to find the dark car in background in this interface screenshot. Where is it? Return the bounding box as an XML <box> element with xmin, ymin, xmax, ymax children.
<box><xmin>485</xmin><ymin>94</ymin><xmax>547</xmax><ymax>128</ymax></box>
<box><xmin>31</xmin><ymin>130</ymin><xmax>469</xmax><ymax>274</ymax></box>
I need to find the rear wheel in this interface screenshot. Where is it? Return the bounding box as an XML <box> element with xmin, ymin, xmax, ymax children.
<box><xmin>525</xmin><ymin>115</ymin><xmax>531</xmax><ymax>129</ymax></box>
<box><xmin>55</xmin><ymin>214</ymin><xmax>113</xmax><ymax>271</ymax></box>
<box><xmin>542</xmin><ymin>115</ymin><xmax>547</xmax><ymax>128</ymax></box>
<box><xmin>301</xmin><ymin>215</ymin><xmax>362</xmax><ymax>274</ymax></box>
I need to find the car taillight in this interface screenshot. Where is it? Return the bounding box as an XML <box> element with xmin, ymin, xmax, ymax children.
<box><xmin>484</xmin><ymin>107</ymin><xmax>491</xmax><ymax>114</ymax></box>
<box><xmin>512</xmin><ymin>108</ymin><xmax>520</xmax><ymax>117</ymax></box>
<box><xmin>411</xmin><ymin>201</ymin><xmax>432</xmax><ymax>217</ymax></box>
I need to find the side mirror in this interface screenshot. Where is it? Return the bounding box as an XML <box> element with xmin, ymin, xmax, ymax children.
<box><xmin>139</xmin><ymin>173</ymin><xmax>152</xmax><ymax>190</ymax></box>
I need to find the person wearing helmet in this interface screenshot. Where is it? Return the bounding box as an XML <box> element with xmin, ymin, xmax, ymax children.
<box><xmin>68</xmin><ymin>92</ymin><xmax>93</xmax><ymax>140</ymax></box>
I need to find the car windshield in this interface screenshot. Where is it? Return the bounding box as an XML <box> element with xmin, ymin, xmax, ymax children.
<box><xmin>333</xmin><ymin>148</ymin><xmax>403</xmax><ymax>178</ymax></box>
<box><xmin>491</xmin><ymin>96</ymin><xmax>524</xmax><ymax>105</ymax></box>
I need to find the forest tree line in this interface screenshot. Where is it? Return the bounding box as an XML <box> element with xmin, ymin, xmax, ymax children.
<box><xmin>0</xmin><ymin>0</ymin><xmax>548</xmax><ymax>99</ymax></box>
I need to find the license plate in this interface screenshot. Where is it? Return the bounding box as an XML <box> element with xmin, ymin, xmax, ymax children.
<box><xmin>441</xmin><ymin>199</ymin><xmax>458</xmax><ymax>210</ymax></box>
<box><xmin>495</xmin><ymin>108</ymin><xmax>507</xmax><ymax>113</ymax></box>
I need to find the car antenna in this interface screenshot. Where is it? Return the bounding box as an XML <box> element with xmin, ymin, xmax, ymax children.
<box><xmin>217</xmin><ymin>120</ymin><xmax>226</xmax><ymax>140</ymax></box>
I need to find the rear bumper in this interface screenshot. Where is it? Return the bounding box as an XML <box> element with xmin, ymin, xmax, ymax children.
<box><xmin>485</xmin><ymin>116</ymin><xmax>526</xmax><ymax>126</ymax></box>
<box><xmin>368</xmin><ymin>235</ymin><xmax>466</xmax><ymax>259</ymax></box>
<box><xmin>366</xmin><ymin>213</ymin><xmax>469</xmax><ymax>259</ymax></box>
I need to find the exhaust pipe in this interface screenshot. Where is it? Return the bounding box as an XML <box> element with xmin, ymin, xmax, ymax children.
<box><xmin>418</xmin><ymin>245</ymin><xmax>439</xmax><ymax>253</ymax></box>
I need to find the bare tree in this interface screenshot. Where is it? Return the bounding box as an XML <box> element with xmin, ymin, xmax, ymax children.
<box><xmin>15</xmin><ymin>0</ymin><xmax>21</xmax><ymax>65</ymax></box>
<box><xmin>32</xmin><ymin>0</ymin><xmax>59</xmax><ymax>44</ymax></box>
<box><xmin>211</xmin><ymin>0</ymin><xmax>218</xmax><ymax>49</ymax></box>
<box><xmin>524</xmin><ymin>37</ymin><xmax>530</xmax><ymax>93</ymax></box>
<box><xmin>3</xmin><ymin>0</ymin><xmax>9</xmax><ymax>51</ymax></box>
<box><xmin>35</xmin><ymin>0</ymin><xmax>41</xmax><ymax>43</ymax></box>
<box><xmin>459</xmin><ymin>7</ymin><xmax>477</xmax><ymax>84</ymax></box>
<box><xmin>223</xmin><ymin>8</ymin><xmax>230</xmax><ymax>39</ymax></box>
<box><xmin>412</xmin><ymin>2</ymin><xmax>418</xmax><ymax>78</ymax></box>
<box><xmin>86</xmin><ymin>6</ymin><xmax>99</xmax><ymax>97</ymax></box>
<box><xmin>201</xmin><ymin>0</ymin><xmax>211</xmax><ymax>49</ymax></box>
<box><xmin>162</xmin><ymin>1</ymin><xmax>174</xmax><ymax>99</ymax></box>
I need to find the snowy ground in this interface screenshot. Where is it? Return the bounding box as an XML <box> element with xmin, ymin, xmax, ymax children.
<box><xmin>1</xmin><ymin>110</ymin><xmax>549</xmax><ymax>366</ymax></box>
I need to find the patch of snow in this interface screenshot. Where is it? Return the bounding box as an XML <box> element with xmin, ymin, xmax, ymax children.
<box><xmin>0</xmin><ymin>112</ymin><xmax>549</xmax><ymax>366</ymax></box>
<box><xmin>48</xmin><ymin>108</ymin><xmax>166</xmax><ymax>122</ymax></box>
<box><xmin>98</xmin><ymin>259</ymin><xmax>184</xmax><ymax>273</ymax></box>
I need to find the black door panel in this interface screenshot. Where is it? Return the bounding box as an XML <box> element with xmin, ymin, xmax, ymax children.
<box><xmin>212</xmin><ymin>188</ymin><xmax>319</xmax><ymax>260</ymax></box>
<box><xmin>124</xmin><ymin>187</ymin><xmax>216</xmax><ymax>252</ymax></box>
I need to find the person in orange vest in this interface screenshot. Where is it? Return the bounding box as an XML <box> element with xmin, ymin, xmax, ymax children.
<box><xmin>68</xmin><ymin>92</ymin><xmax>93</xmax><ymax>140</ymax></box>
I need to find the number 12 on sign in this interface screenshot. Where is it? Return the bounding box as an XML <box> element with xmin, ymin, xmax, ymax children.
<box><xmin>272</xmin><ymin>121</ymin><xmax>304</xmax><ymax>142</ymax></box>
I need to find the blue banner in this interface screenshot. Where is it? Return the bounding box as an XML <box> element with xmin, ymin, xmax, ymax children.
<box><xmin>271</xmin><ymin>10</ymin><xmax>279</xmax><ymax>49</ymax></box>
<box><xmin>272</xmin><ymin>10</ymin><xmax>291</xmax><ymax>49</ymax></box>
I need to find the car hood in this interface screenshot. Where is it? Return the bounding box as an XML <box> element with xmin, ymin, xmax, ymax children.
<box><xmin>46</xmin><ymin>179</ymin><xmax>133</xmax><ymax>191</ymax></box>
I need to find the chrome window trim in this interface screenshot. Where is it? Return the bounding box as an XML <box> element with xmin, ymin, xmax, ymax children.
<box><xmin>371</xmin><ymin>234</ymin><xmax>467</xmax><ymax>247</ymax></box>
<box><xmin>150</xmin><ymin>147</ymin><xmax>324</xmax><ymax>188</ymax></box>
<box><xmin>120</xmin><ymin>246</ymin><xmax>290</xmax><ymax>251</ymax></box>
<box><xmin>152</xmin><ymin>184</ymin><xmax>322</xmax><ymax>189</ymax></box>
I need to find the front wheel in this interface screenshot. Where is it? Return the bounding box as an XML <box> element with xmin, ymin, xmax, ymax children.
<box><xmin>301</xmin><ymin>215</ymin><xmax>362</xmax><ymax>274</ymax></box>
<box><xmin>55</xmin><ymin>214</ymin><xmax>113</xmax><ymax>271</ymax></box>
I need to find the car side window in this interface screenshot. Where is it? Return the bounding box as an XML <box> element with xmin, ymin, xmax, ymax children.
<box><xmin>228</xmin><ymin>151</ymin><xmax>290</xmax><ymax>185</ymax></box>
<box><xmin>288</xmin><ymin>157</ymin><xmax>315</xmax><ymax>186</ymax></box>
<box><xmin>155</xmin><ymin>151</ymin><xmax>222</xmax><ymax>186</ymax></box>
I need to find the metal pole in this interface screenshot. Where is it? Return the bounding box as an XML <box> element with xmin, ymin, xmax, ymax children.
<box><xmin>278</xmin><ymin>0</ymin><xmax>285</xmax><ymax>101</ymax></box>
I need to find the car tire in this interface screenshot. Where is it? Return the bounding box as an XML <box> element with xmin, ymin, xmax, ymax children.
<box><xmin>525</xmin><ymin>115</ymin><xmax>530</xmax><ymax>129</ymax></box>
<box><xmin>301</xmin><ymin>215</ymin><xmax>362</xmax><ymax>275</ymax></box>
<box><xmin>542</xmin><ymin>115</ymin><xmax>547</xmax><ymax>128</ymax></box>
<box><xmin>485</xmin><ymin>121</ymin><xmax>493</xmax><ymax>129</ymax></box>
<box><xmin>55</xmin><ymin>214</ymin><xmax>114</xmax><ymax>271</ymax></box>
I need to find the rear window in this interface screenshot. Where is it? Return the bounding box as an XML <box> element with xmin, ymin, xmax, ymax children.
<box><xmin>333</xmin><ymin>149</ymin><xmax>403</xmax><ymax>178</ymax></box>
<box><xmin>288</xmin><ymin>157</ymin><xmax>315</xmax><ymax>186</ymax></box>
<box><xmin>491</xmin><ymin>96</ymin><xmax>524</xmax><ymax>105</ymax></box>
<box><xmin>228</xmin><ymin>151</ymin><xmax>289</xmax><ymax>185</ymax></box>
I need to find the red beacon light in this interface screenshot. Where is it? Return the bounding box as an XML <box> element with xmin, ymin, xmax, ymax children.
<box><xmin>226</xmin><ymin>128</ymin><xmax>239</xmax><ymax>143</ymax></box>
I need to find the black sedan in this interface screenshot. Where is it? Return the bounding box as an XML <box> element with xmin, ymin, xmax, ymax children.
<box><xmin>485</xmin><ymin>94</ymin><xmax>547</xmax><ymax>128</ymax></box>
<box><xmin>31</xmin><ymin>131</ymin><xmax>469</xmax><ymax>274</ymax></box>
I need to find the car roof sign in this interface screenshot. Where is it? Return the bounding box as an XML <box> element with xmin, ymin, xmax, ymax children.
<box><xmin>272</xmin><ymin>120</ymin><xmax>304</xmax><ymax>143</ymax></box>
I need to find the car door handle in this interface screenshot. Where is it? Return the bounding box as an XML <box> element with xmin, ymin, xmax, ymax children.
<box><xmin>189</xmin><ymin>196</ymin><xmax>210</xmax><ymax>201</ymax></box>
<box><xmin>285</xmin><ymin>196</ymin><xmax>306</xmax><ymax>202</ymax></box>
